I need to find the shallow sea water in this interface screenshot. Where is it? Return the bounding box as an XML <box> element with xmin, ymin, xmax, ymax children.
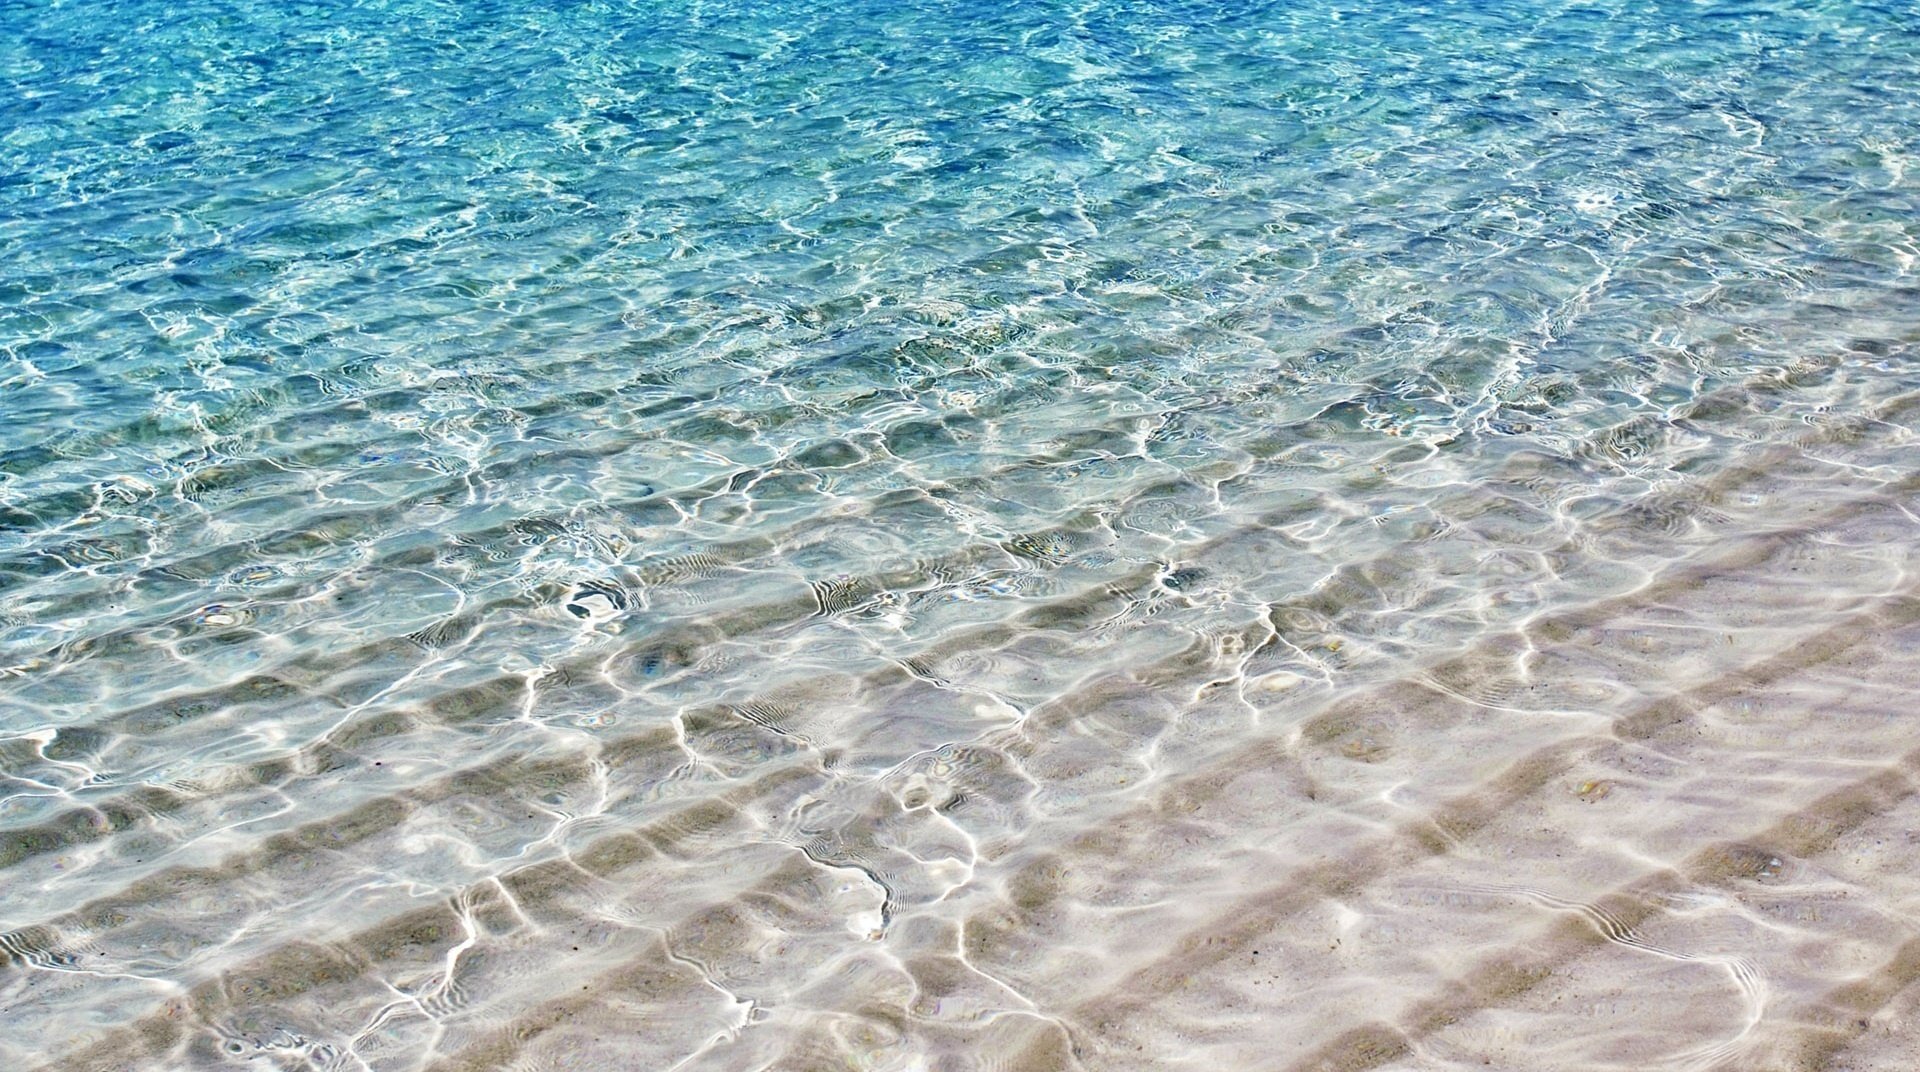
<box><xmin>5</xmin><ymin>0</ymin><xmax>1920</xmax><ymax>1069</ymax></box>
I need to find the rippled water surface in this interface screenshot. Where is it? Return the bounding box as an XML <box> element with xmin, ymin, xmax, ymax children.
<box><xmin>6</xmin><ymin>0</ymin><xmax>1920</xmax><ymax>1068</ymax></box>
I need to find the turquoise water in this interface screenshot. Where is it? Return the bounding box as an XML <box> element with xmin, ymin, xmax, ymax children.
<box><xmin>5</xmin><ymin>1</ymin><xmax>1920</xmax><ymax>1068</ymax></box>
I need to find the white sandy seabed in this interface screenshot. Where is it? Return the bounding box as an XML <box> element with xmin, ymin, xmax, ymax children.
<box><xmin>5</xmin><ymin>349</ymin><xmax>1920</xmax><ymax>1072</ymax></box>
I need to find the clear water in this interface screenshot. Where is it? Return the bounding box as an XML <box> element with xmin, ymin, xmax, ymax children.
<box><xmin>5</xmin><ymin>0</ymin><xmax>1920</xmax><ymax>1068</ymax></box>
